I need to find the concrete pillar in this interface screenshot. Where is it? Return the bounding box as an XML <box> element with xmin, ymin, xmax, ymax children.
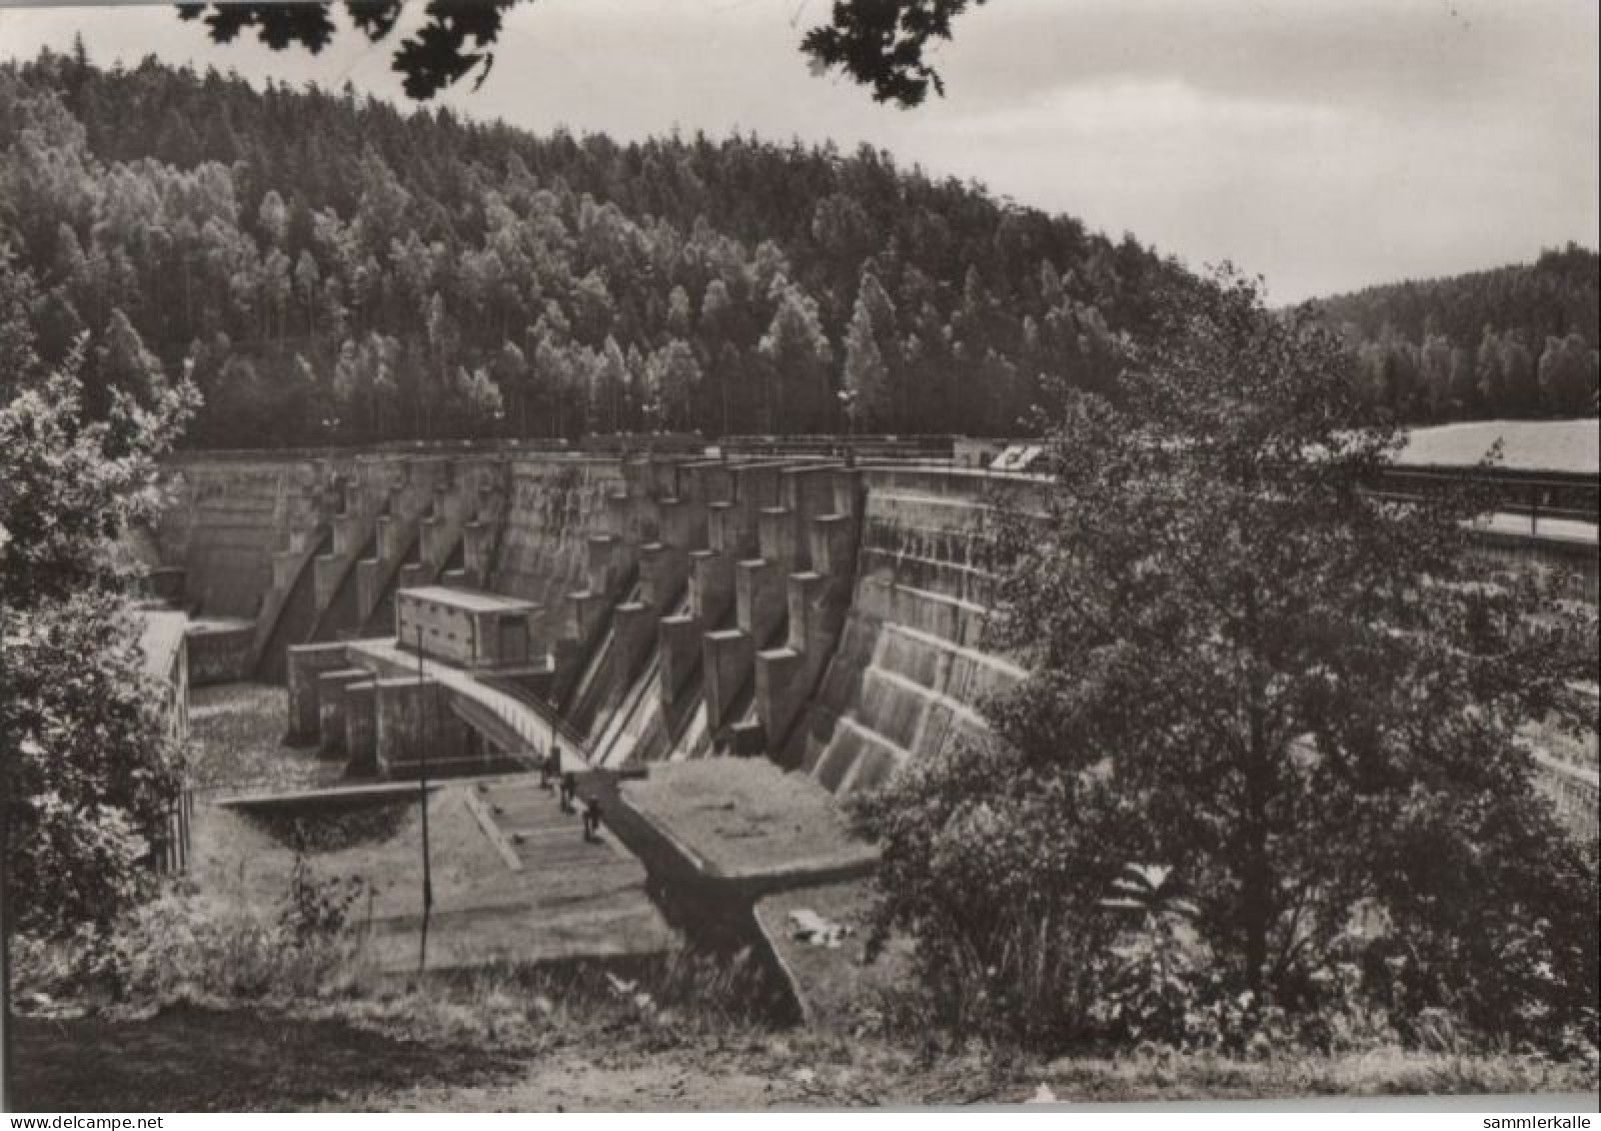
<box><xmin>786</xmin><ymin>571</ymin><xmax>826</xmax><ymax>652</ymax></box>
<box><xmin>755</xmin><ymin>646</ymin><xmax>806</xmax><ymax>751</ymax></box>
<box><xmin>702</xmin><ymin>629</ymin><xmax>753</xmax><ymax>727</ymax></box>
<box><xmin>733</xmin><ymin>463</ymin><xmax>782</xmax><ymax>512</ymax></box>
<box><xmin>286</xmin><ymin>642</ymin><xmax>351</xmax><ymax>743</ymax></box>
<box><xmin>621</xmin><ymin>458</ymin><xmax>654</xmax><ymax>499</ymax></box>
<box><xmin>551</xmin><ymin>637</ymin><xmax>584</xmax><ymax>692</ymax></box>
<box><xmin>781</xmin><ymin>464</ymin><xmax>841</xmax><ymax>522</ymax></box>
<box><xmin>356</xmin><ymin>553</ymin><xmax>393</xmax><ymax>624</ymax></box>
<box><xmin>604</xmin><ymin>490</ymin><xmax>633</xmax><ymax>540</ymax></box>
<box><xmin>685</xmin><ymin>463</ymin><xmax>733</xmax><ymax>508</ymax></box>
<box><xmin>587</xmin><ymin>533</ymin><xmax>619</xmax><ymax>593</ymax></box>
<box><xmin>344</xmin><ymin>679</ymin><xmax>378</xmax><ymax>775</ymax></box>
<box><xmin>660</xmin><ymin>497</ymin><xmax>708</xmax><ymax>554</ymax></box>
<box><xmin>707</xmin><ymin>502</ymin><xmax>741</xmax><ymax>555</ymax></box>
<box><xmin>611</xmin><ymin>601</ymin><xmax>655</xmax><ymax>687</ymax></box>
<box><xmin>373</xmin><ymin>676</ymin><xmax>466</xmax><ymax>778</ymax></box>
<box><xmin>659</xmin><ymin>613</ymin><xmax>701</xmax><ymax>705</ymax></box>
<box><xmin>317</xmin><ymin>667</ymin><xmax>373</xmax><ymax>754</ymax></box>
<box><xmin>736</xmin><ymin>558</ymin><xmax>785</xmax><ymax>644</ymax></box>
<box><xmin>690</xmin><ymin>549</ymin><xmax>734</xmax><ymax>625</ymax></box>
<box><xmin>717</xmin><ymin>465</ymin><xmax>779</xmax><ymax>559</ymax></box>
<box><xmin>331</xmin><ymin>510</ymin><xmax>366</xmax><ymax>558</ymax></box>
<box><xmin>463</xmin><ymin>520</ymin><xmax>494</xmax><ymax>581</ymax></box>
<box><xmin>419</xmin><ymin>514</ymin><xmax>450</xmax><ymax>567</ymax></box>
<box><xmin>640</xmin><ymin>542</ymin><xmax>689</xmax><ymax>612</ymax></box>
<box><xmin>569</xmin><ymin>589</ymin><xmax>610</xmax><ymax>641</ymax></box>
<box><xmin>831</xmin><ymin>467</ymin><xmax>862</xmax><ymax>518</ymax></box>
<box><xmin>728</xmin><ymin>717</ymin><xmax>767</xmax><ymax>757</ymax></box>
<box><xmin>288</xmin><ymin>522</ymin><xmax>320</xmax><ymax>555</ymax></box>
<box><xmin>271</xmin><ymin>548</ymin><xmax>302</xmax><ymax>592</ymax></box>
<box><xmin>376</xmin><ymin>513</ymin><xmax>407</xmax><ymax>560</ymax></box>
<box><xmin>810</xmin><ymin>513</ymin><xmax>856</xmax><ymax>580</ymax></box>
<box><xmin>758</xmin><ymin>506</ymin><xmax>804</xmax><ymax>573</ymax></box>
<box><xmin>313</xmin><ymin>552</ymin><xmax>344</xmax><ymax>610</ymax></box>
<box><xmin>647</xmin><ymin>458</ymin><xmax>679</xmax><ymax>500</ymax></box>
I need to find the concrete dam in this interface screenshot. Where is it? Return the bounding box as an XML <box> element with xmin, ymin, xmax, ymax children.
<box><xmin>139</xmin><ymin>442</ymin><xmax>1598</xmax><ymax>994</ymax></box>
<box><xmin>150</xmin><ymin>447</ymin><xmax>1026</xmax><ymax>782</ymax></box>
<box><xmin>140</xmin><ymin>444</ymin><xmax>1052</xmax><ymax>994</ymax></box>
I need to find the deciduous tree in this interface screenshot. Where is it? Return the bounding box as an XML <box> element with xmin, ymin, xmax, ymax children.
<box><xmin>1</xmin><ymin>265</ymin><xmax>199</xmax><ymax>936</ymax></box>
<box><xmin>858</xmin><ymin>267</ymin><xmax>1598</xmax><ymax>1049</ymax></box>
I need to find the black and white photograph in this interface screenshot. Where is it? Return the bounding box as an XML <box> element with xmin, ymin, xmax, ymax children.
<box><xmin>0</xmin><ymin>0</ymin><xmax>1596</xmax><ymax>1116</ymax></box>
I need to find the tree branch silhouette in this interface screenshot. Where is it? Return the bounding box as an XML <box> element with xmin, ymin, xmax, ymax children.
<box><xmin>176</xmin><ymin>0</ymin><xmax>986</xmax><ymax>105</ymax></box>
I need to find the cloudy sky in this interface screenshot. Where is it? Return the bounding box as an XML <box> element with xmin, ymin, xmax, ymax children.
<box><xmin>2</xmin><ymin>0</ymin><xmax>1596</xmax><ymax>301</ymax></box>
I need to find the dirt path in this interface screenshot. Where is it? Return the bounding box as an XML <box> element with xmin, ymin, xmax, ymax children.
<box><xmin>11</xmin><ymin>1007</ymin><xmax>987</xmax><ymax>1112</ymax></box>
<box><xmin>332</xmin><ymin>1052</ymin><xmax>798</xmax><ymax>1112</ymax></box>
<box><xmin>13</xmin><ymin>1005</ymin><xmax>1596</xmax><ymax>1111</ymax></box>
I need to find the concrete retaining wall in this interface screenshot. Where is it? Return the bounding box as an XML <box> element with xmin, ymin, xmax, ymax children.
<box><xmin>185</xmin><ymin>621</ymin><xmax>255</xmax><ymax>686</ymax></box>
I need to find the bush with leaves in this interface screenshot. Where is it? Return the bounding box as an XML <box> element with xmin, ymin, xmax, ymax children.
<box><xmin>12</xmin><ymin>864</ymin><xmax>367</xmax><ymax>1010</ymax></box>
<box><xmin>2</xmin><ymin>257</ymin><xmax>200</xmax><ymax>940</ymax></box>
<box><xmin>851</xmin><ymin>738</ymin><xmax>1124</xmax><ymax>1047</ymax></box>
<box><xmin>280</xmin><ymin>852</ymin><xmax>368</xmax><ymax>949</ymax></box>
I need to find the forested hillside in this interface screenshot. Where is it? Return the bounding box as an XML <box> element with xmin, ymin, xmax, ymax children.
<box><xmin>1315</xmin><ymin>244</ymin><xmax>1599</xmax><ymax>422</ymax></box>
<box><xmin>0</xmin><ymin>49</ymin><xmax>1182</xmax><ymax>448</ymax></box>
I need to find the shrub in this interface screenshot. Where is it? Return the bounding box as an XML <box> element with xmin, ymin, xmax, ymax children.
<box><xmin>10</xmin><ymin>860</ymin><xmax>367</xmax><ymax>1012</ymax></box>
<box><xmin>850</xmin><ymin>737</ymin><xmax>1125</xmax><ymax>1048</ymax></box>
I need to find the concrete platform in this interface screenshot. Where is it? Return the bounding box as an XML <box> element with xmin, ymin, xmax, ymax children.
<box><xmin>192</xmin><ymin>776</ymin><xmax>675</xmax><ymax>975</ymax></box>
<box><xmin>617</xmin><ymin>758</ymin><xmax>877</xmax><ymax>890</ymax></box>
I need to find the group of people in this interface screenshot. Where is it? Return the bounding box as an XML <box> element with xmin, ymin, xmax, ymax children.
<box><xmin>539</xmin><ymin>748</ymin><xmax>604</xmax><ymax>841</ymax></box>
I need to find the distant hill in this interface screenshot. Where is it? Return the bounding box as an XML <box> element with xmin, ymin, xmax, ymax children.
<box><xmin>1313</xmin><ymin>246</ymin><xmax>1599</xmax><ymax>423</ymax></box>
<box><xmin>0</xmin><ymin>50</ymin><xmax>1187</xmax><ymax>448</ymax></box>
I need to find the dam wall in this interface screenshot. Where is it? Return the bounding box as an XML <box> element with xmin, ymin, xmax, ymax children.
<box><xmin>796</xmin><ymin>467</ymin><xmax>1031</xmax><ymax>794</ymax></box>
<box><xmin>147</xmin><ymin>446</ymin><xmax>1598</xmax><ymax>843</ymax></box>
<box><xmin>491</xmin><ymin>458</ymin><xmax>626</xmax><ymax>615</ymax></box>
<box><xmin>153</xmin><ymin>455</ymin><xmax>329</xmax><ymax>619</ymax></box>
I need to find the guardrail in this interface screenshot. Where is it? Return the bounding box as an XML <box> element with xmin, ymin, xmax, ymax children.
<box><xmin>478</xmin><ymin>671</ymin><xmax>594</xmax><ymax>756</ymax></box>
<box><xmin>1370</xmin><ymin>465</ymin><xmax>1599</xmax><ymax>534</ymax></box>
<box><xmin>717</xmin><ymin>434</ymin><xmax>958</xmax><ymax>461</ymax></box>
<box><xmin>167</xmin><ymin>437</ymin><xmax>577</xmax><ymax>461</ymax></box>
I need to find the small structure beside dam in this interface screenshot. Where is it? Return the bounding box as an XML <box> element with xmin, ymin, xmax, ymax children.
<box><xmin>133</xmin><ymin>433</ymin><xmax>1600</xmax><ymax>984</ymax></box>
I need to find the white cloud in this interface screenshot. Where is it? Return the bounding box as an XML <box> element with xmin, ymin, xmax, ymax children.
<box><xmin>946</xmin><ymin>78</ymin><xmax>1349</xmax><ymax>141</ymax></box>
